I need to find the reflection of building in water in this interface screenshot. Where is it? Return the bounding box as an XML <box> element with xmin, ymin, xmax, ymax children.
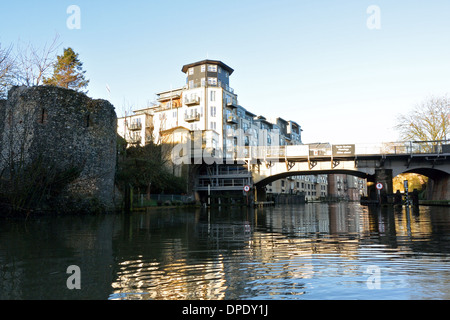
<box><xmin>261</xmin><ymin>203</ymin><xmax>368</xmax><ymax>236</ymax></box>
<box><xmin>109</xmin><ymin>205</ymin><xmax>440</xmax><ymax>300</ymax></box>
<box><xmin>111</xmin><ymin>257</ymin><xmax>227</xmax><ymax>300</ymax></box>
<box><xmin>363</xmin><ymin>206</ymin><xmax>434</xmax><ymax>243</ymax></box>
<box><xmin>327</xmin><ymin>174</ymin><xmax>367</xmax><ymax>201</ymax></box>
<box><xmin>110</xmin><ymin>211</ymin><xmax>229</xmax><ymax>300</ymax></box>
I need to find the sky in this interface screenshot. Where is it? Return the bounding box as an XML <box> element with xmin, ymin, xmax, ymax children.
<box><xmin>1</xmin><ymin>0</ymin><xmax>450</xmax><ymax>144</ymax></box>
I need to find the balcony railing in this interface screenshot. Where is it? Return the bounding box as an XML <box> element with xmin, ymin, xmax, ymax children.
<box><xmin>226</xmin><ymin>114</ymin><xmax>238</xmax><ymax>123</ymax></box>
<box><xmin>185</xmin><ymin>112</ymin><xmax>200</xmax><ymax>122</ymax></box>
<box><xmin>226</xmin><ymin>100</ymin><xmax>238</xmax><ymax>108</ymax></box>
<box><xmin>128</xmin><ymin>122</ymin><xmax>142</xmax><ymax>130</ymax></box>
<box><xmin>128</xmin><ymin>135</ymin><xmax>141</xmax><ymax>144</ymax></box>
<box><xmin>185</xmin><ymin>97</ymin><xmax>200</xmax><ymax>106</ymax></box>
<box><xmin>157</xmin><ymin>92</ymin><xmax>181</xmax><ymax>102</ymax></box>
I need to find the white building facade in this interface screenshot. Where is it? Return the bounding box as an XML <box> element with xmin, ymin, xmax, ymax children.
<box><xmin>117</xmin><ymin>59</ymin><xmax>329</xmax><ymax>199</ymax></box>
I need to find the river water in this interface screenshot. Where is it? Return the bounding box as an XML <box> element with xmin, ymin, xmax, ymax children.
<box><xmin>0</xmin><ymin>203</ymin><xmax>449</xmax><ymax>300</ymax></box>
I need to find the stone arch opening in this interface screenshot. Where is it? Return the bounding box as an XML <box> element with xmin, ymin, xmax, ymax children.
<box><xmin>393</xmin><ymin>168</ymin><xmax>449</xmax><ymax>202</ymax></box>
<box><xmin>255</xmin><ymin>169</ymin><xmax>371</xmax><ymax>188</ymax></box>
<box><xmin>254</xmin><ymin>169</ymin><xmax>371</xmax><ymax>203</ymax></box>
<box><xmin>395</xmin><ymin>167</ymin><xmax>449</xmax><ymax>180</ymax></box>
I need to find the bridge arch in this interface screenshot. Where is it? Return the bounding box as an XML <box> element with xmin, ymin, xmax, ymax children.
<box><xmin>254</xmin><ymin>169</ymin><xmax>372</xmax><ymax>188</ymax></box>
<box><xmin>393</xmin><ymin>167</ymin><xmax>449</xmax><ymax>180</ymax></box>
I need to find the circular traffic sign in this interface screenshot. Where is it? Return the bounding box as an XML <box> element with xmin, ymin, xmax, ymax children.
<box><xmin>376</xmin><ymin>183</ymin><xmax>383</xmax><ymax>190</ymax></box>
<box><xmin>244</xmin><ymin>185</ymin><xmax>250</xmax><ymax>192</ymax></box>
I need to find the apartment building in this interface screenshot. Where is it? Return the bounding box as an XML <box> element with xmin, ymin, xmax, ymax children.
<box><xmin>117</xmin><ymin>59</ymin><xmax>307</xmax><ymax>196</ymax></box>
<box><xmin>118</xmin><ymin>59</ymin><xmax>303</xmax><ymax>151</ymax></box>
<box><xmin>116</xmin><ymin>60</ymin><xmax>373</xmax><ymax>203</ymax></box>
<box><xmin>117</xmin><ymin>107</ymin><xmax>154</xmax><ymax>146</ymax></box>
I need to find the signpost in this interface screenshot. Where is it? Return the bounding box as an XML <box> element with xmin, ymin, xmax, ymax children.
<box><xmin>376</xmin><ymin>183</ymin><xmax>383</xmax><ymax>205</ymax></box>
<box><xmin>244</xmin><ymin>185</ymin><xmax>250</xmax><ymax>206</ymax></box>
<box><xmin>404</xmin><ymin>180</ymin><xmax>409</xmax><ymax>206</ymax></box>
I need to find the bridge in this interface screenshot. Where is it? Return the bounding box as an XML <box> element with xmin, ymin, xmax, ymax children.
<box><xmin>191</xmin><ymin>140</ymin><xmax>450</xmax><ymax>204</ymax></box>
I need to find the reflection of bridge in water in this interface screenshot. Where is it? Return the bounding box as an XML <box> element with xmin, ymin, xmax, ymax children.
<box><xmin>194</xmin><ymin>141</ymin><xmax>450</xmax><ymax>204</ymax></box>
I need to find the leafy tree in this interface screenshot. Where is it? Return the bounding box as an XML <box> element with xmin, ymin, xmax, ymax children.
<box><xmin>116</xmin><ymin>141</ymin><xmax>187</xmax><ymax>200</ymax></box>
<box><xmin>44</xmin><ymin>47</ymin><xmax>89</xmax><ymax>92</ymax></box>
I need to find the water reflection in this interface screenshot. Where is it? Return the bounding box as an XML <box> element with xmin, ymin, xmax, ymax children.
<box><xmin>109</xmin><ymin>204</ymin><xmax>450</xmax><ymax>300</ymax></box>
<box><xmin>0</xmin><ymin>203</ymin><xmax>449</xmax><ymax>299</ymax></box>
<box><xmin>0</xmin><ymin>214</ymin><xmax>118</xmax><ymax>299</ymax></box>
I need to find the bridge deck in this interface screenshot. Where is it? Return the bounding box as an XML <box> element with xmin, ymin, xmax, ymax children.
<box><xmin>239</xmin><ymin>142</ymin><xmax>450</xmax><ymax>163</ymax></box>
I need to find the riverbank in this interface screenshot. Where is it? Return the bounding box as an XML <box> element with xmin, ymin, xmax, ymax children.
<box><xmin>419</xmin><ymin>200</ymin><xmax>450</xmax><ymax>206</ymax></box>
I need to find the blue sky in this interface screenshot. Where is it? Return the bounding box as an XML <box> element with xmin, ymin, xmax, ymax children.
<box><xmin>1</xmin><ymin>0</ymin><xmax>450</xmax><ymax>143</ymax></box>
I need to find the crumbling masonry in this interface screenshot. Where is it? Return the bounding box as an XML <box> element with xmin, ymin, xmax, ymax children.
<box><xmin>0</xmin><ymin>86</ymin><xmax>117</xmax><ymax>212</ymax></box>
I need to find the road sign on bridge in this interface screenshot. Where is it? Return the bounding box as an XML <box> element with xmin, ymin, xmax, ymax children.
<box><xmin>332</xmin><ymin>144</ymin><xmax>355</xmax><ymax>156</ymax></box>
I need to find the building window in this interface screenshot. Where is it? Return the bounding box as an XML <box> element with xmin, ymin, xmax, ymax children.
<box><xmin>208</xmin><ymin>65</ymin><xmax>217</xmax><ymax>72</ymax></box>
<box><xmin>189</xmin><ymin>80</ymin><xmax>194</xmax><ymax>89</ymax></box>
<box><xmin>188</xmin><ymin>67</ymin><xmax>194</xmax><ymax>75</ymax></box>
<box><xmin>201</xmin><ymin>78</ymin><xmax>206</xmax><ymax>86</ymax></box>
<box><xmin>208</xmin><ymin>77</ymin><xmax>217</xmax><ymax>85</ymax></box>
<box><xmin>210</xmin><ymin>106</ymin><xmax>216</xmax><ymax>117</ymax></box>
<box><xmin>210</xmin><ymin>90</ymin><xmax>216</xmax><ymax>101</ymax></box>
<box><xmin>201</xmin><ymin>65</ymin><xmax>206</xmax><ymax>72</ymax></box>
<box><xmin>210</xmin><ymin>121</ymin><xmax>216</xmax><ymax>130</ymax></box>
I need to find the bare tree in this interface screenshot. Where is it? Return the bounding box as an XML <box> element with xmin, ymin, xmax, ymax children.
<box><xmin>14</xmin><ymin>34</ymin><xmax>61</xmax><ymax>87</ymax></box>
<box><xmin>0</xmin><ymin>43</ymin><xmax>15</xmax><ymax>99</ymax></box>
<box><xmin>396</xmin><ymin>95</ymin><xmax>450</xmax><ymax>147</ymax></box>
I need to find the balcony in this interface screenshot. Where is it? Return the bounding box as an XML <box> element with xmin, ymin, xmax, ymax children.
<box><xmin>185</xmin><ymin>97</ymin><xmax>200</xmax><ymax>106</ymax></box>
<box><xmin>226</xmin><ymin>129</ymin><xmax>235</xmax><ymax>137</ymax></box>
<box><xmin>244</xmin><ymin>128</ymin><xmax>254</xmax><ymax>136</ymax></box>
<box><xmin>226</xmin><ymin>99</ymin><xmax>238</xmax><ymax>108</ymax></box>
<box><xmin>226</xmin><ymin>114</ymin><xmax>238</xmax><ymax>124</ymax></box>
<box><xmin>157</xmin><ymin>92</ymin><xmax>181</xmax><ymax>102</ymax></box>
<box><xmin>128</xmin><ymin>135</ymin><xmax>141</xmax><ymax>144</ymax></box>
<box><xmin>185</xmin><ymin>112</ymin><xmax>200</xmax><ymax>122</ymax></box>
<box><xmin>128</xmin><ymin>122</ymin><xmax>142</xmax><ymax>130</ymax></box>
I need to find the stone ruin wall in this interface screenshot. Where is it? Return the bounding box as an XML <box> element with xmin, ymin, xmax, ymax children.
<box><xmin>0</xmin><ymin>86</ymin><xmax>117</xmax><ymax>212</ymax></box>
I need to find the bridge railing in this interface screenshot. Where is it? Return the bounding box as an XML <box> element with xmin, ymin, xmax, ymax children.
<box><xmin>354</xmin><ymin>140</ymin><xmax>449</xmax><ymax>155</ymax></box>
<box><xmin>238</xmin><ymin>140</ymin><xmax>449</xmax><ymax>161</ymax></box>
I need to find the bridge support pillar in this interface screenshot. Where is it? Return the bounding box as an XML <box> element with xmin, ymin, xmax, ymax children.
<box><xmin>255</xmin><ymin>185</ymin><xmax>267</xmax><ymax>202</ymax></box>
<box><xmin>428</xmin><ymin>174</ymin><xmax>450</xmax><ymax>201</ymax></box>
<box><xmin>374</xmin><ymin>168</ymin><xmax>393</xmax><ymax>204</ymax></box>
